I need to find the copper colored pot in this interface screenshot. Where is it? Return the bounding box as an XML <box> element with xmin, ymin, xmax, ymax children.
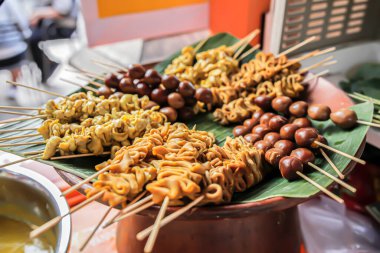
<box><xmin>117</xmin><ymin>206</ymin><xmax>300</xmax><ymax>253</ymax></box>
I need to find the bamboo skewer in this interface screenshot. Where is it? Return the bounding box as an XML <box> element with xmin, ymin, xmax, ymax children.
<box><xmin>193</xmin><ymin>38</ymin><xmax>208</xmax><ymax>53</ymax></box>
<box><xmin>278</xmin><ymin>36</ymin><xmax>316</xmax><ymax>57</ymax></box>
<box><xmin>230</xmin><ymin>29</ymin><xmax>261</xmax><ymax>52</ymax></box>
<box><xmin>76</xmin><ymin>76</ymin><xmax>103</xmax><ymax>88</ymax></box>
<box><xmin>320</xmin><ymin>149</ymin><xmax>345</xmax><ymax>179</ymax></box>
<box><xmin>23</xmin><ymin>150</ymin><xmax>45</xmax><ymax>156</ymax></box>
<box><xmin>237</xmin><ymin>44</ymin><xmax>261</xmax><ymax>61</ymax></box>
<box><xmin>144</xmin><ymin>196</ymin><xmax>170</xmax><ymax>253</ymax></box>
<box><xmin>348</xmin><ymin>93</ymin><xmax>380</xmax><ymax>106</ymax></box>
<box><xmin>308</xmin><ymin>162</ymin><xmax>356</xmax><ymax>193</ymax></box>
<box><xmin>0</xmin><ymin>133</ymin><xmax>40</xmax><ymax>142</ymax></box>
<box><xmin>136</xmin><ymin>195</ymin><xmax>205</xmax><ymax>241</ymax></box>
<box><xmin>103</xmin><ymin>193</ymin><xmax>151</xmax><ymax>228</ymax></box>
<box><xmin>314</xmin><ymin>140</ymin><xmax>366</xmax><ymax>165</ymax></box>
<box><xmin>79</xmin><ymin>206</ymin><xmax>113</xmax><ymax>252</ymax></box>
<box><xmin>0</xmin><ymin>154</ymin><xmax>42</xmax><ymax>168</ymax></box>
<box><xmin>66</xmin><ymin>68</ymin><xmax>106</xmax><ymax>81</ymax></box>
<box><xmin>0</xmin><ymin>105</ymin><xmax>41</xmax><ymax>111</ymax></box>
<box><xmin>30</xmin><ymin>190</ymin><xmax>105</xmax><ymax>239</ymax></box>
<box><xmin>0</xmin><ymin>110</ymin><xmax>35</xmax><ymax>116</ymax></box>
<box><xmin>296</xmin><ymin>171</ymin><xmax>344</xmax><ymax>204</ymax></box>
<box><xmin>91</xmin><ymin>59</ymin><xmax>128</xmax><ymax>73</ymax></box>
<box><xmin>0</xmin><ymin>115</ymin><xmax>46</xmax><ymax>125</ymax></box>
<box><xmin>354</xmin><ymin>92</ymin><xmax>380</xmax><ymax>104</ymax></box>
<box><xmin>61</xmin><ymin>166</ymin><xmax>111</xmax><ymax>196</ymax></box>
<box><xmin>60</xmin><ymin>78</ymin><xmax>99</xmax><ymax>93</ymax></box>
<box><xmin>357</xmin><ymin>120</ymin><xmax>380</xmax><ymax>128</ymax></box>
<box><xmin>50</xmin><ymin>152</ymin><xmax>111</xmax><ymax>160</ymax></box>
<box><xmin>0</xmin><ymin>141</ymin><xmax>45</xmax><ymax>148</ymax></box>
<box><xmin>0</xmin><ymin>127</ymin><xmax>38</xmax><ymax>134</ymax></box>
<box><xmin>114</xmin><ymin>201</ymin><xmax>155</xmax><ymax>223</ymax></box>
<box><xmin>302</xmin><ymin>70</ymin><xmax>330</xmax><ymax>83</ymax></box>
<box><xmin>6</xmin><ymin>81</ymin><xmax>67</xmax><ymax>98</ymax></box>
<box><xmin>300</xmin><ymin>56</ymin><xmax>335</xmax><ymax>74</ymax></box>
<box><xmin>313</xmin><ymin>46</ymin><xmax>336</xmax><ymax>57</ymax></box>
<box><xmin>373</xmin><ymin>119</ymin><xmax>380</xmax><ymax>124</ymax></box>
<box><xmin>233</xmin><ymin>29</ymin><xmax>260</xmax><ymax>59</ymax></box>
<box><xmin>281</xmin><ymin>50</ymin><xmax>320</xmax><ymax>70</ymax></box>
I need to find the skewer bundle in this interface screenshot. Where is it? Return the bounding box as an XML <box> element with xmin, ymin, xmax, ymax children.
<box><xmin>0</xmin><ymin>33</ymin><xmax>371</xmax><ymax>253</ymax></box>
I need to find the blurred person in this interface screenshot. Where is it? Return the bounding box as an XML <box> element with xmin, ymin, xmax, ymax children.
<box><xmin>29</xmin><ymin>0</ymin><xmax>78</xmax><ymax>80</ymax></box>
<box><xmin>0</xmin><ymin>0</ymin><xmax>31</xmax><ymax>99</ymax></box>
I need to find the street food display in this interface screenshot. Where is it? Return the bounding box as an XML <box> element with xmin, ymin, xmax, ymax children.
<box><xmin>0</xmin><ymin>32</ymin><xmax>375</xmax><ymax>253</ymax></box>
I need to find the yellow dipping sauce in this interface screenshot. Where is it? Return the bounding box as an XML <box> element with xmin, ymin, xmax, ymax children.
<box><xmin>0</xmin><ymin>204</ymin><xmax>55</xmax><ymax>253</ymax></box>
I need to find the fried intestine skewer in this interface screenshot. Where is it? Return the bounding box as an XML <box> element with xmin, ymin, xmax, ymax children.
<box><xmin>213</xmin><ymin>73</ymin><xmax>305</xmax><ymax>125</ymax></box>
<box><xmin>211</xmin><ymin>52</ymin><xmax>303</xmax><ymax>107</ymax></box>
<box><xmin>86</xmin><ymin>123</ymin><xmax>265</xmax><ymax>207</ymax></box>
<box><xmin>166</xmin><ymin>45</ymin><xmax>240</xmax><ymax>89</ymax></box>
<box><xmin>41</xmin><ymin>92</ymin><xmax>152</xmax><ymax>123</ymax></box>
<box><xmin>40</xmin><ymin>109</ymin><xmax>167</xmax><ymax>159</ymax></box>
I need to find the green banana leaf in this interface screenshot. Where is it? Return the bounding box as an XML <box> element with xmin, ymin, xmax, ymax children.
<box><xmin>0</xmin><ymin>32</ymin><xmax>373</xmax><ymax>204</ymax></box>
<box><xmin>0</xmin><ymin>102</ymin><xmax>372</xmax><ymax>204</ymax></box>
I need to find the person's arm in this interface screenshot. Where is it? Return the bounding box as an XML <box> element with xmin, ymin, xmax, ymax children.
<box><xmin>29</xmin><ymin>0</ymin><xmax>73</xmax><ymax>27</ymax></box>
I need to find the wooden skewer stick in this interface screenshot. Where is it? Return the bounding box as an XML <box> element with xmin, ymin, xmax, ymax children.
<box><xmin>302</xmin><ymin>70</ymin><xmax>330</xmax><ymax>83</ymax></box>
<box><xmin>61</xmin><ymin>166</ymin><xmax>110</xmax><ymax>196</ymax></box>
<box><xmin>353</xmin><ymin>92</ymin><xmax>380</xmax><ymax>104</ymax></box>
<box><xmin>313</xmin><ymin>46</ymin><xmax>336</xmax><ymax>57</ymax></box>
<box><xmin>50</xmin><ymin>152</ymin><xmax>111</xmax><ymax>160</ymax></box>
<box><xmin>281</xmin><ymin>49</ymin><xmax>320</xmax><ymax>69</ymax></box>
<box><xmin>372</xmin><ymin>114</ymin><xmax>380</xmax><ymax>120</ymax></box>
<box><xmin>60</xmin><ymin>78</ymin><xmax>99</xmax><ymax>93</ymax></box>
<box><xmin>230</xmin><ymin>29</ymin><xmax>261</xmax><ymax>52</ymax></box>
<box><xmin>6</xmin><ymin>81</ymin><xmax>67</xmax><ymax>98</ymax></box>
<box><xmin>79</xmin><ymin>206</ymin><xmax>113</xmax><ymax>252</ymax></box>
<box><xmin>113</xmin><ymin>201</ymin><xmax>155</xmax><ymax>223</ymax></box>
<box><xmin>91</xmin><ymin>59</ymin><xmax>128</xmax><ymax>73</ymax></box>
<box><xmin>0</xmin><ymin>154</ymin><xmax>42</xmax><ymax>168</ymax></box>
<box><xmin>296</xmin><ymin>171</ymin><xmax>344</xmax><ymax>204</ymax></box>
<box><xmin>307</xmin><ymin>162</ymin><xmax>356</xmax><ymax>193</ymax></box>
<box><xmin>23</xmin><ymin>150</ymin><xmax>45</xmax><ymax>156</ymax></box>
<box><xmin>65</xmin><ymin>68</ymin><xmax>106</xmax><ymax>81</ymax></box>
<box><xmin>233</xmin><ymin>30</ymin><xmax>260</xmax><ymax>59</ymax></box>
<box><xmin>0</xmin><ymin>133</ymin><xmax>40</xmax><ymax>142</ymax></box>
<box><xmin>30</xmin><ymin>190</ymin><xmax>105</xmax><ymax>239</ymax></box>
<box><xmin>0</xmin><ymin>105</ymin><xmax>41</xmax><ymax>111</ymax></box>
<box><xmin>347</xmin><ymin>93</ymin><xmax>380</xmax><ymax>106</ymax></box>
<box><xmin>0</xmin><ymin>141</ymin><xmax>45</xmax><ymax>148</ymax></box>
<box><xmin>357</xmin><ymin>120</ymin><xmax>380</xmax><ymax>128</ymax></box>
<box><xmin>0</xmin><ymin>127</ymin><xmax>38</xmax><ymax>134</ymax></box>
<box><xmin>0</xmin><ymin>115</ymin><xmax>46</xmax><ymax>125</ymax></box>
<box><xmin>373</xmin><ymin>119</ymin><xmax>380</xmax><ymax>124</ymax></box>
<box><xmin>193</xmin><ymin>38</ymin><xmax>208</xmax><ymax>53</ymax></box>
<box><xmin>103</xmin><ymin>192</ymin><xmax>149</xmax><ymax>229</ymax></box>
<box><xmin>300</xmin><ymin>56</ymin><xmax>335</xmax><ymax>74</ymax></box>
<box><xmin>137</xmin><ymin>195</ymin><xmax>205</xmax><ymax>241</ymax></box>
<box><xmin>0</xmin><ymin>110</ymin><xmax>35</xmax><ymax>116</ymax></box>
<box><xmin>320</xmin><ymin>149</ymin><xmax>345</xmax><ymax>179</ymax></box>
<box><xmin>278</xmin><ymin>36</ymin><xmax>316</xmax><ymax>57</ymax></box>
<box><xmin>144</xmin><ymin>196</ymin><xmax>170</xmax><ymax>253</ymax></box>
<box><xmin>237</xmin><ymin>44</ymin><xmax>261</xmax><ymax>61</ymax></box>
<box><xmin>76</xmin><ymin>76</ymin><xmax>103</xmax><ymax>88</ymax></box>
<box><xmin>314</xmin><ymin>140</ymin><xmax>366</xmax><ymax>165</ymax></box>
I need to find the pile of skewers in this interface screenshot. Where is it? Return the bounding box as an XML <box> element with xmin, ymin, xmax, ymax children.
<box><xmin>0</xmin><ymin>31</ymin><xmax>376</xmax><ymax>253</ymax></box>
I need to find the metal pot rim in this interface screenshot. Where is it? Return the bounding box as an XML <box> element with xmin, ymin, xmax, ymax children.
<box><xmin>0</xmin><ymin>165</ymin><xmax>71</xmax><ymax>253</ymax></box>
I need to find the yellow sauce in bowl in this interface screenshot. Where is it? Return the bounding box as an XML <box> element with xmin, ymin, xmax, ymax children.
<box><xmin>0</xmin><ymin>203</ymin><xmax>55</xmax><ymax>253</ymax></box>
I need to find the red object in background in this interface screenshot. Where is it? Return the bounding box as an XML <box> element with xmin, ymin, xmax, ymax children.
<box><xmin>209</xmin><ymin>0</ymin><xmax>270</xmax><ymax>45</ymax></box>
<box><xmin>342</xmin><ymin>163</ymin><xmax>377</xmax><ymax>213</ymax></box>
